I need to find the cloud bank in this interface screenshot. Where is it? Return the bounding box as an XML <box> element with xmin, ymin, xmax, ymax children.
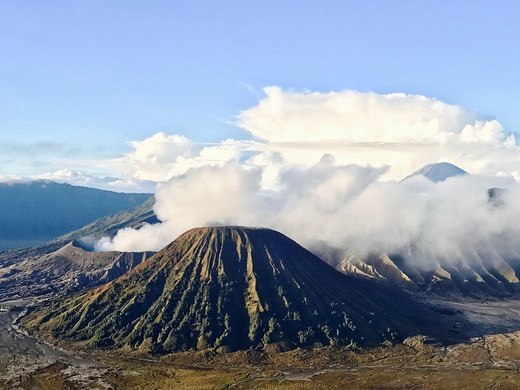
<box><xmin>236</xmin><ymin>87</ymin><xmax>518</xmax><ymax>181</ymax></box>
<box><xmin>96</xmin><ymin>158</ymin><xmax>520</xmax><ymax>271</ymax></box>
<box><xmin>95</xmin><ymin>87</ymin><xmax>520</xmax><ymax>268</ymax></box>
<box><xmin>103</xmin><ymin>87</ymin><xmax>520</xmax><ymax>187</ymax></box>
<box><xmin>33</xmin><ymin>169</ymin><xmax>157</xmax><ymax>193</ymax></box>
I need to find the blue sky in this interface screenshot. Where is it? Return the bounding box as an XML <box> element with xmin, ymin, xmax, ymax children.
<box><xmin>1</xmin><ymin>1</ymin><xmax>520</xmax><ymax>188</ymax></box>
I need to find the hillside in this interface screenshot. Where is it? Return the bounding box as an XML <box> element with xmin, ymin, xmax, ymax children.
<box><xmin>341</xmin><ymin>250</ymin><xmax>520</xmax><ymax>298</ymax></box>
<box><xmin>57</xmin><ymin>195</ymin><xmax>158</xmax><ymax>248</ymax></box>
<box><xmin>0</xmin><ymin>194</ymin><xmax>156</xmax><ymax>269</ymax></box>
<box><xmin>0</xmin><ymin>181</ymin><xmax>151</xmax><ymax>250</ymax></box>
<box><xmin>26</xmin><ymin>226</ymin><xmax>462</xmax><ymax>353</ymax></box>
<box><xmin>0</xmin><ymin>241</ymin><xmax>154</xmax><ymax>300</ymax></box>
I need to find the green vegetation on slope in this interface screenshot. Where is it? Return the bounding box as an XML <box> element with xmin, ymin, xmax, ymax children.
<box><xmin>57</xmin><ymin>195</ymin><xmax>158</xmax><ymax>246</ymax></box>
<box><xmin>26</xmin><ymin>227</ymin><xmax>462</xmax><ymax>353</ymax></box>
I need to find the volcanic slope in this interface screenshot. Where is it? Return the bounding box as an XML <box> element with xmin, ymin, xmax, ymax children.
<box><xmin>27</xmin><ymin>227</ymin><xmax>461</xmax><ymax>353</ymax></box>
<box><xmin>341</xmin><ymin>163</ymin><xmax>520</xmax><ymax>298</ymax></box>
<box><xmin>341</xmin><ymin>251</ymin><xmax>520</xmax><ymax>298</ymax></box>
<box><xmin>0</xmin><ymin>241</ymin><xmax>154</xmax><ymax>300</ymax></box>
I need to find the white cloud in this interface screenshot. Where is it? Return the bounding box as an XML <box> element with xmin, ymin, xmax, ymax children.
<box><xmin>0</xmin><ymin>174</ymin><xmax>22</xmax><ymax>182</ymax></box>
<box><xmin>33</xmin><ymin>169</ymin><xmax>156</xmax><ymax>193</ymax></box>
<box><xmin>97</xmin><ymin>162</ymin><xmax>265</xmax><ymax>251</ymax></box>
<box><xmin>153</xmin><ymin>162</ymin><xmax>264</xmax><ymax>231</ymax></box>
<box><xmin>87</xmin><ymin>87</ymin><xmax>520</xmax><ymax>270</ymax></box>
<box><xmin>235</xmin><ymin>87</ymin><xmax>520</xmax><ymax>180</ymax></box>
<box><xmin>115</xmin><ymin>132</ymin><xmax>199</xmax><ymax>182</ymax></box>
<box><xmin>104</xmin><ymin>133</ymin><xmax>259</xmax><ymax>184</ymax></box>
<box><xmin>84</xmin><ymin>88</ymin><xmax>520</xmax><ymax>192</ymax></box>
<box><xmin>96</xmin><ymin>157</ymin><xmax>520</xmax><ymax>275</ymax></box>
<box><xmin>6</xmin><ymin>87</ymin><xmax>520</xmax><ymax>197</ymax></box>
<box><xmin>460</xmin><ymin>120</ymin><xmax>515</xmax><ymax>144</ymax></box>
<box><xmin>237</xmin><ymin>87</ymin><xmax>477</xmax><ymax>144</ymax></box>
<box><xmin>95</xmin><ymin>222</ymin><xmax>177</xmax><ymax>252</ymax></box>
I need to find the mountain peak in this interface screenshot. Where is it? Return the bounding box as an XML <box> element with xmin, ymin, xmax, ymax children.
<box><xmin>402</xmin><ymin>162</ymin><xmax>467</xmax><ymax>183</ymax></box>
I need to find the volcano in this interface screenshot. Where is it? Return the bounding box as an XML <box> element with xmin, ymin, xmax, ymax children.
<box><xmin>0</xmin><ymin>241</ymin><xmax>154</xmax><ymax>300</ymax></box>
<box><xmin>28</xmin><ymin>227</ymin><xmax>456</xmax><ymax>353</ymax></box>
<box><xmin>402</xmin><ymin>162</ymin><xmax>467</xmax><ymax>182</ymax></box>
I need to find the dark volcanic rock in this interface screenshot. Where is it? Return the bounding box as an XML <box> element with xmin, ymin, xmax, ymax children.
<box><xmin>27</xmin><ymin>227</ymin><xmax>456</xmax><ymax>353</ymax></box>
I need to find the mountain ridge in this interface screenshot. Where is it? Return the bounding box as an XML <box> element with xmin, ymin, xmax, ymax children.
<box><xmin>0</xmin><ymin>180</ymin><xmax>151</xmax><ymax>250</ymax></box>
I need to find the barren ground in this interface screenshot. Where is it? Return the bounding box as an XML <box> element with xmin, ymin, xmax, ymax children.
<box><xmin>2</xmin><ymin>298</ymin><xmax>520</xmax><ymax>389</ymax></box>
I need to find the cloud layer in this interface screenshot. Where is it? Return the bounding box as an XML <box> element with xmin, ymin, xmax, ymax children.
<box><xmin>103</xmin><ymin>87</ymin><xmax>520</xmax><ymax>188</ymax></box>
<box><xmin>88</xmin><ymin>87</ymin><xmax>520</xmax><ymax>268</ymax></box>
<box><xmin>236</xmin><ymin>87</ymin><xmax>518</xmax><ymax>181</ymax></box>
<box><xmin>33</xmin><ymin>169</ymin><xmax>157</xmax><ymax>193</ymax></box>
<box><xmin>96</xmin><ymin>158</ymin><xmax>520</xmax><ymax>273</ymax></box>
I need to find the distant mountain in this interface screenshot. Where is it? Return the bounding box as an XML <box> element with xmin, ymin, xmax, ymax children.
<box><xmin>0</xmin><ymin>241</ymin><xmax>154</xmax><ymax>301</ymax></box>
<box><xmin>0</xmin><ymin>196</ymin><xmax>157</xmax><ymax>269</ymax></box>
<box><xmin>402</xmin><ymin>162</ymin><xmax>467</xmax><ymax>182</ymax></box>
<box><xmin>0</xmin><ymin>181</ymin><xmax>151</xmax><ymax>250</ymax></box>
<box><xmin>27</xmin><ymin>226</ymin><xmax>461</xmax><ymax>353</ymax></box>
